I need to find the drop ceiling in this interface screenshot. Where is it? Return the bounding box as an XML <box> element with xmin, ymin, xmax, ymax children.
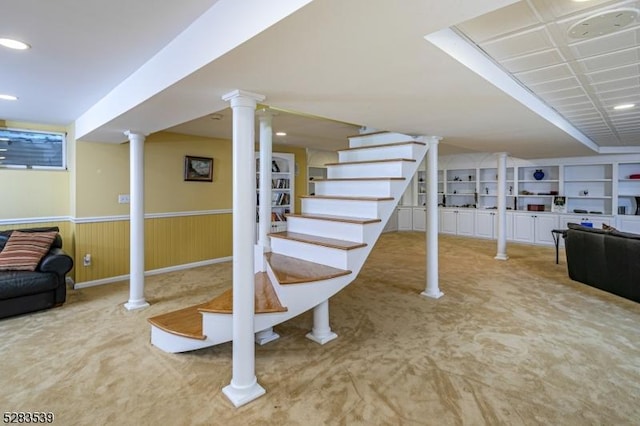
<box><xmin>456</xmin><ymin>0</ymin><xmax>640</xmax><ymax>148</ymax></box>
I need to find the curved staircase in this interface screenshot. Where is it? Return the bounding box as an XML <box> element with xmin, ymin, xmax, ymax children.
<box><xmin>148</xmin><ymin>131</ymin><xmax>429</xmax><ymax>353</ymax></box>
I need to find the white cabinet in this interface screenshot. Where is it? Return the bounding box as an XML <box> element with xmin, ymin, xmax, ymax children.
<box><xmin>559</xmin><ymin>214</ymin><xmax>612</xmax><ymax>230</ymax></box>
<box><xmin>441</xmin><ymin>208</ymin><xmax>474</xmax><ymax>236</ymax></box>
<box><xmin>475</xmin><ymin>210</ymin><xmax>513</xmax><ymax>240</ymax></box>
<box><xmin>256</xmin><ymin>152</ymin><xmax>295</xmax><ymax>233</ymax></box>
<box><xmin>512</xmin><ymin>213</ymin><xmax>558</xmax><ymax>245</ymax></box>
<box><xmin>412</xmin><ymin>207</ymin><xmax>426</xmax><ymax>231</ymax></box>
<box><xmin>397</xmin><ymin>207</ymin><xmax>413</xmax><ymax>231</ymax></box>
<box><xmin>617</xmin><ymin>215</ymin><xmax>640</xmax><ymax>234</ymax></box>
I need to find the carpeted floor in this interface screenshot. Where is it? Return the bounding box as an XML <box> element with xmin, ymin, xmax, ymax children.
<box><xmin>1</xmin><ymin>232</ymin><xmax>639</xmax><ymax>425</ymax></box>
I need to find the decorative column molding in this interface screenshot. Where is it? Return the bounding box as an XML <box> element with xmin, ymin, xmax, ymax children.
<box><xmin>124</xmin><ymin>131</ymin><xmax>149</xmax><ymax>311</ymax></box>
<box><xmin>495</xmin><ymin>152</ymin><xmax>509</xmax><ymax>261</ymax></box>
<box><xmin>306</xmin><ymin>299</ymin><xmax>338</xmax><ymax>345</ymax></box>
<box><xmin>220</xmin><ymin>89</ymin><xmax>266</xmax><ymax>408</ymax></box>
<box><xmin>421</xmin><ymin>136</ymin><xmax>444</xmax><ymax>299</ymax></box>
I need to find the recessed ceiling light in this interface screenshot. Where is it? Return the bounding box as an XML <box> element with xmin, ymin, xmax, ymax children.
<box><xmin>0</xmin><ymin>94</ymin><xmax>18</xmax><ymax>101</ymax></box>
<box><xmin>568</xmin><ymin>8</ymin><xmax>639</xmax><ymax>39</ymax></box>
<box><xmin>275</xmin><ymin>132</ymin><xmax>287</xmax><ymax>136</ymax></box>
<box><xmin>0</xmin><ymin>38</ymin><xmax>30</xmax><ymax>50</ymax></box>
<box><xmin>614</xmin><ymin>103</ymin><xmax>635</xmax><ymax>110</ymax></box>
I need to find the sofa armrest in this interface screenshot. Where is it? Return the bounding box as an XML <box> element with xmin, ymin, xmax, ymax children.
<box><xmin>39</xmin><ymin>248</ymin><xmax>74</xmax><ymax>276</ymax></box>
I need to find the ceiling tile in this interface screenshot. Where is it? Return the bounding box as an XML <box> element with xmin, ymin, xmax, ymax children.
<box><xmin>456</xmin><ymin>1</ymin><xmax>542</xmax><ymax>43</ymax></box>
<box><xmin>481</xmin><ymin>26</ymin><xmax>553</xmax><ymax>61</ymax></box>
<box><xmin>586</xmin><ymin>63</ymin><xmax>640</xmax><ymax>83</ymax></box>
<box><xmin>502</xmin><ymin>48</ymin><xmax>565</xmax><ymax>73</ymax></box>
<box><xmin>514</xmin><ymin>63</ymin><xmax>574</xmax><ymax>85</ymax></box>
<box><xmin>569</xmin><ymin>27</ymin><xmax>640</xmax><ymax>58</ymax></box>
<box><xmin>591</xmin><ymin>75</ymin><xmax>640</xmax><ymax>93</ymax></box>
<box><xmin>529</xmin><ymin>76</ymin><xmax>581</xmax><ymax>93</ymax></box>
<box><xmin>550</xmin><ymin>95</ymin><xmax>592</xmax><ymax>107</ymax></box>
<box><xmin>539</xmin><ymin>86</ymin><xmax>586</xmax><ymax>101</ymax></box>
<box><xmin>531</xmin><ymin>0</ymin><xmax>624</xmax><ymax>21</ymax></box>
<box><xmin>577</xmin><ymin>46</ymin><xmax>640</xmax><ymax>73</ymax></box>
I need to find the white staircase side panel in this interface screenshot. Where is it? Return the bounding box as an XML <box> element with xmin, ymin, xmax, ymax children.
<box><xmin>314</xmin><ymin>180</ymin><xmax>404</xmax><ymax>198</ymax></box>
<box><xmin>339</xmin><ymin>144</ymin><xmax>422</xmax><ymax>163</ymax></box>
<box><xmin>150</xmin><ymin>326</ymin><xmax>214</xmax><ymax>353</ymax></box>
<box><xmin>301</xmin><ymin>198</ymin><xmax>388</xmax><ymax>218</ymax></box>
<box><xmin>327</xmin><ymin>161</ymin><xmax>414</xmax><ymax>179</ymax></box>
<box><xmin>348</xmin><ymin>132</ymin><xmax>415</xmax><ymax>148</ymax></box>
<box><xmin>286</xmin><ymin>217</ymin><xmax>378</xmax><ymax>243</ymax></box>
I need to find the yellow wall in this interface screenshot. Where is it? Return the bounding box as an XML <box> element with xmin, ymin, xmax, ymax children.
<box><xmin>0</xmin><ymin>121</ymin><xmax>70</xmax><ymax>220</ymax></box>
<box><xmin>3</xmin><ymin>122</ymin><xmax>308</xmax><ymax>284</ymax></box>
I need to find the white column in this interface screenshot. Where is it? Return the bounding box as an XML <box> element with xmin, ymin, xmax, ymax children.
<box><xmin>421</xmin><ymin>137</ymin><xmax>444</xmax><ymax>299</ymax></box>
<box><xmin>305</xmin><ymin>299</ymin><xmax>338</xmax><ymax>345</ymax></box>
<box><xmin>124</xmin><ymin>131</ymin><xmax>149</xmax><ymax>311</ymax></box>
<box><xmin>495</xmin><ymin>152</ymin><xmax>509</xmax><ymax>260</ymax></box>
<box><xmin>221</xmin><ymin>89</ymin><xmax>266</xmax><ymax>408</ymax></box>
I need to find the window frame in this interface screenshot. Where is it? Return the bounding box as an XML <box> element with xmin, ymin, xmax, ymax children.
<box><xmin>0</xmin><ymin>127</ymin><xmax>67</xmax><ymax>170</ymax></box>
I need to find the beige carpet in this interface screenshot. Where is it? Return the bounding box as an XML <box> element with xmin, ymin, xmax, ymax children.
<box><xmin>1</xmin><ymin>232</ymin><xmax>640</xmax><ymax>425</ymax></box>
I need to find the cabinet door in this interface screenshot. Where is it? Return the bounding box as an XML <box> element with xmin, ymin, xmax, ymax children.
<box><xmin>457</xmin><ymin>210</ymin><xmax>475</xmax><ymax>236</ymax></box>
<box><xmin>618</xmin><ymin>216</ymin><xmax>640</xmax><ymax>234</ymax></box>
<box><xmin>412</xmin><ymin>208</ymin><xmax>426</xmax><ymax>231</ymax></box>
<box><xmin>513</xmin><ymin>214</ymin><xmax>535</xmax><ymax>243</ymax></box>
<box><xmin>475</xmin><ymin>211</ymin><xmax>495</xmax><ymax>239</ymax></box>
<box><xmin>397</xmin><ymin>208</ymin><xmax>413</xmax><ymax>231</ymax></box>
<box><xmin>534</xmin><ymin>214</ymin><xmax>558</xmax><ymax>245</ymax></box>
<box><xmin>441</xmin><ymin>210</ymin><xmax>457</xmax><ymax>234</ymax></box>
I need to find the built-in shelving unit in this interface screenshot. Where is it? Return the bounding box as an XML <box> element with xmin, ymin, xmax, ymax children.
<box><xmin>307</xmin><ymin>166</ymin><xmax>327</xmax><ymax>196</ymax></box>
<box><xmin>445</xmin><ymin>168</ymin><xmax>477</xmax><ymax>208</ymax></box>
<box><xmin>477</xmin><ymin>167</ymin><xmax>515</xmax><ymax>209</ymax></box>
<box><xmin>516</xmin><ymin>165</ymin><xmax>560</xmax><ymax>212</ymax></box>
<box><xmin>617</xmin><ymin>162</ymin><xmax>640</xmax><ymax>216</ymax></box>
<box><xmin>563</xmin><ymin>164</ymin><xmax>612</xmax><ymax>215</ymax></box>
<box><xmin>256</xmin><ymin>152</ymin><xmax>295</xmax><ymax>233</ymax></box>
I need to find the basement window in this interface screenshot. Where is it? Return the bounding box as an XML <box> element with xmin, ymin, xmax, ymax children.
<box><xmin>0</xmin><ymin>128</ymin><xmax>66</xmax><ymax>169</ymax></box>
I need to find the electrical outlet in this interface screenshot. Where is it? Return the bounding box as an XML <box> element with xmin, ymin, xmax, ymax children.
<box><xmin>83</xmin><ymin>254</ymin><xmax>91</xmax><ymax>267</ymax></box>
<box><xmin>118</xmin><ymin>194</ymin><xmax>130</xmax><ymax>204</ymax></box>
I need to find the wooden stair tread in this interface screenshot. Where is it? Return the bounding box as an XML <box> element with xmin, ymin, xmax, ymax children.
<box><xmin>325</xmin><ymin>158</ymin><xmax>416</xmax><ymax>166</ymax></box>
<box><xmin>299</xmin><ymin>195</ymin><xmax>394</xmax><ymax>201</ymax></box>
<box><xmin>199</xmin><ymin>272</ymin><xmax>287</xmax><ymax>314</ymax></box>
<box><xmin>339</xmin><ymin>141</ymin><xmax>426</xmax><ymax>151</ymax></box>
<box><xmin>311</xmin><ymin>177</ymin><xmax>405</xmax><ymax>182</ymax></box>
<box><xmin>266</xmin><ymin>253</ymin><xmax>352</xmax><ymax>284</ymax></box>
<box><xmin>269</xmin><ymin>231</ymin><xmax>367</xmax><ymax>250</ymax></box>
<box><xmin>148</xmin><ymin>303</ymin><xmax>208</xmax><ymax>340</ymax></box>
<box><xmin>285</xmin><ymin>213</ymin><xmax>381</xmax><ymax>224</ymax></box>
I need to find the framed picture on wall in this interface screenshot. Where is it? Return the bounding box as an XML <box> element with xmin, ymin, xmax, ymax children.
<box><xmin>184</xmin><ymin>155</ymin><xmax>213</xmax><ymax>182</ymax></box>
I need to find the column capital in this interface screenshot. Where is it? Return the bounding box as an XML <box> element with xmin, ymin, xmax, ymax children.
<box><xmin>222</xmin><ymin>90</ymin><xmax>266</xmax><ymax>108</ymax></box>
<box><xmin>417</xmin><ymin>135</ymin><xmax>443</xmax><ymax>144</ymax></box>
<box><xmin>256</xmin><ymin>107</ymin><xmax>277</xmax><ymax>121</ymax></box>
<box><xmin>124</xmin><ymin>131</ymin><xmax>147</xmax><ymax>141</ymax></box>
<box><xmin>495</xmin><ymin>151</ymin><xmax>509</xmax><ymax>158</ymax></box>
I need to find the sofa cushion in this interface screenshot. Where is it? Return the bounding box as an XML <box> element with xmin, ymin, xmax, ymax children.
<box><xmin>0</xmin><ymin>271</ymin><xmax>59</xmax><ymax>298</ymax></box>
<box><xmin>0</xmin><ymin>231</ymin><xmax>58</xmax><ymax>271</ymax></box>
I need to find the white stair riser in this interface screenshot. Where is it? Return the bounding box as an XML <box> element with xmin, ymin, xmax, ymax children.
<box><xmin>314</xmin><ymin>180</ymin><xmax>402</xmax><ymax>197</ymax></box>
<box><xmin>339</xmin><ymin>144</ymin><xmax>421</xmax><ymax>163</ymax></box>
<box><xmin>150</xmin><ymin>326</ymin><xmax>212</xmax><ymax>353</ymax></box>
<box><xmin>328</xmin><ymin>162</ymin><xmax>413</xmax><ymax>178</ymax></box>
<box><xmin>301</xmin><ymin>198</ymin><xmax>386</xmax><ymax>218</ymax></box>
<box><xmin>348</xmin><ymin>132</ymin><xmax>414</xmax><ymax>148</ymax></box>
<box><xmin>286</xmin><ymin>217</ymin><xmax>378</xmax><ymax>243</ymax></box>
<box><xmin>270</xmin><ymin>237</ymin><xmax>360</xmax><ymax>270</ymax></box>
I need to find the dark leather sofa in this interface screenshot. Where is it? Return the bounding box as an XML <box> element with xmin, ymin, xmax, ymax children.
<box><xmin>0</xmin><ymin>227</ymin><xmax>74</xmax><ymax>319</ymax></box>
<box><xmin>564</xmin><ymin>223</ymin><xmax>640</xmax><ymax>303</ymax></box>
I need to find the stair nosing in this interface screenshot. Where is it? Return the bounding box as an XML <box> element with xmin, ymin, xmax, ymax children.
<box><xmin>266</xmin><ymin>252</ymin><xmax>352</xmax><ymax>284</ymax></box>
<box><xmin>269</xmin><ymin>231</ymin><xmax>367</xmax><ymax>250</ymax></box>
<box><xmin>339</xmin><ymin>141</ymin><xmax>426</xmax><ymax>152</ymax></box>
<box><xmin>311</xmin><ymin>177</ymin><xmax>405</xmax><ymax>182</ymax></box>
<box><xmin>285</xmin><ymin>213</ymin><xmax>381</xmax><ymax>224</ymax></box>
<box><xmin>325</xmin><ymin>158</ymin><xmax>416</xmax><ymax>166</ymax></box>
<box><xmin>148</xmin><ymin>303</ymin><xmax>208</xmax><ymax>340</ymax></box>
<box><xmin>299</xmin><ymin>195</ymin><xmax>394</xmax><ymax>201</ymax></box>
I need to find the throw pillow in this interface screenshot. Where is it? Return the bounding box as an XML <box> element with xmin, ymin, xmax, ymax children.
<box><xmin>0</xmin><ymin>231</ymin><xmax>58</xmax><ymax>271</ymax></box>
<box><xmin>602</xmin><ymin>223</ymin><xmax>618</xmax><ymax>232</ymax></box>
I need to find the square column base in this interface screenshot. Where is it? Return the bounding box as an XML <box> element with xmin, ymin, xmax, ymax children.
<box><xmin>124</xmin><ymin>300</ymin><xmax>150</xmax><ymax>311</ymax></box>
<box><xmin>305</xmin><ymin>331</ymin><xmax>338</xmax><ymax>345</ymax></box>
<box><xmin>222</xmin><ymin>382</ymin><xmax>266</xmax><ymax>407</ymax></box>
<box><xmin>420</xmin><ymin>290</ymin><xmax>444</xmax><ymax>299</ymax></box>
<box><xmin>494</xmin><ymin>254</ymin><xmax>509</xmax><ymax>261</ymax></box>
<box><xmin>255</xmin><ymin>329</ymin><xmax>280</xmax><ymax>345</ymax></box>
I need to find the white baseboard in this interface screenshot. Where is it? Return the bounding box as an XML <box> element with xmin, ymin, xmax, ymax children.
<box><xmin>73</xmin><ymin>256</ymin><xmax>232</xmax><ymax>289</ymax></box>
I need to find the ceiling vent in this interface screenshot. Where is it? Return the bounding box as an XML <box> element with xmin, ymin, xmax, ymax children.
<box><xmin>568</xmin><ymin>8</ymin><xmax>639</xmax><ymax>39</ymax></box>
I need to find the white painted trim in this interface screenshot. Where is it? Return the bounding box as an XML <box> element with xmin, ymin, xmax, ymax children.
<box><xmin>73</xmin><ymin>256</ymin><xmax>232</xmax><ymax>289</ymax></box>
<box><xmin>0</xmin><ymin>216</ymin><xmax>72</xmax><ymax>226</ymax></box>
<box><xmin>425</xmin><ymin>27</ymin><xmax>599</xmax><ymax>153</ymax></box>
